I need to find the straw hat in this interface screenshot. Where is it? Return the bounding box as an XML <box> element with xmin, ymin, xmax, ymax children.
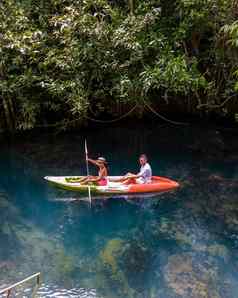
<box><xmin>97</xmin><ymin>157</ymin><xmax>107</xmax><ymax>164</ymax></box>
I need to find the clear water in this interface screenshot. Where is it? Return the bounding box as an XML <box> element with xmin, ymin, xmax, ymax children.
<box><xmin>1</xmin><ymin>125</ymin><xmax>238</xmax><ymax>298</ymax></box>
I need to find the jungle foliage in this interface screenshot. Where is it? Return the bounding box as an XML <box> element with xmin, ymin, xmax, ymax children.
<box><xmin>0</xmin><ymin>0</ymin><xmax>238</xmax><ymax>131</ymax></box>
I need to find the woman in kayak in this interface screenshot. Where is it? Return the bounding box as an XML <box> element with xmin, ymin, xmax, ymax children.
<box><xmin>79</xmin><ymin>157</ymin><xmax>108</xmax><ymax>186</ymax></box>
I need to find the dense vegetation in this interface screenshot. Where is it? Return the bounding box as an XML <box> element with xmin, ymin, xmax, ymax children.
<box><xmin>0</xmin><ymin>0</ymin><xmax>238</xmax><ymax>132</ymax></box>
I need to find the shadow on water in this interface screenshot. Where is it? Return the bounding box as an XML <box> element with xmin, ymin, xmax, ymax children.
<box><xmin>1</xmin><ymin>125</ymin><xmax>238</xmax><ymax>297</ymax></box>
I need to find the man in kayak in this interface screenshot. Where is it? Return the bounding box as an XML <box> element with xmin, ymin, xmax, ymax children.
<box><xmin>127</xmin><ymin>154</ymin><xmax>152</xmax><ymax>184</ymax></box>
<box><xmin>114</xmin><ymin>154</ymin><xmax>152</xmax><ymax>184</ymax></box>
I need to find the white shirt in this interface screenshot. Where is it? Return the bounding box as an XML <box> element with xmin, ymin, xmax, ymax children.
<box><xmin>138</xmin><ymin>163</ymin><xmax>152</xmax><ymax>183</ymax></box>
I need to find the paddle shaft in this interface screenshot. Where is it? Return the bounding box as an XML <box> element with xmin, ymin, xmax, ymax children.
<box><xmin>84</xmin><ymin>139</ymin><xmax>92</xmax><ymax>205</ymax></box>
<box><xmin>85</xmin><ymin>142</ymin><xmax>90</xmax><ymax>176</ymax></box>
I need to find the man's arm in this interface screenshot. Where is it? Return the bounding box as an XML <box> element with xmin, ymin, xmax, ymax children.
<box><xmin>125</xmin><ymin>172</ymin><xmax>143</xmax><ymax>179</ymax></box>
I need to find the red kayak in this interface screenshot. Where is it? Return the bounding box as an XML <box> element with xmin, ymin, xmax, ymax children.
<box><xmin>44</xmin><ymin>175</ymin><xmax>179</xmax><ymax>196</ymax></box>
<box><xmin>122</xmin><ymin>176</ymin><xmax>179</xmax><ymax>193</ymax></box>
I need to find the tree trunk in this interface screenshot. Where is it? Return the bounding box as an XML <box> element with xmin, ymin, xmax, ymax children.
<box><xmin>2</xmin><ymin>97</ymin><xmax>14</xmax><ymax>132</ymax></box>
<box><xmin>128</xmin><ymin>0</ymin><xmax>134</xmax><ymax>15</ymax></box>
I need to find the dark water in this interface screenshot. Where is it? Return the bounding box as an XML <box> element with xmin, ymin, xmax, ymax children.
<box><xmin>1</xmin><ymin>125</ymin><xmax>238</xmax><ymax>298</ymax></box>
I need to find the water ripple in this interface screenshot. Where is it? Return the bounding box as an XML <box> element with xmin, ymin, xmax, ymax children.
<box><xmin>14</xmin><ymin>284</ymin><xmax>99</xmax><ymax>298</ymax></box>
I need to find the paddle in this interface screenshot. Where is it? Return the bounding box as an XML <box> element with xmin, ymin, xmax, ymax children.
<box><xmin>84</xmin><ymin>139</ymin><xmax>92</xmax><ymax>206</ymax></box>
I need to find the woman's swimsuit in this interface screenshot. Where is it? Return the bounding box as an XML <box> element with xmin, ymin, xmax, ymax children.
<box><xmin>96</xmin><ymin>166</ymin><xmax>108</xmax><ymax>186</ymax></box>
<box><xmin>97</xmin><ymin>177</ymin><xmax>107</xmax><ymax>186</ymax></box>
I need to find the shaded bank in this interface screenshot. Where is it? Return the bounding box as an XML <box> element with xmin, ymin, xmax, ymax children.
<box><xmin>1</xmin><ymin>0</ymin><xmax>238</xmax><ymax>133</ymax></box>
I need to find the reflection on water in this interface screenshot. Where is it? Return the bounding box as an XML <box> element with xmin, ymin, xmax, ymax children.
<box><xmin>1</xmin><ymin>126</ymin><xmax>238</xmax><ymax>297</ymax></box>
<box><xmin>34</xmin><ymin>284</ymin><xmax>97</xmax><ymax>298</ymax></box>
<box><xmin>0</xmin><ymin>284</ymin><xmax>97</xmax><ymax>298</ymax></box>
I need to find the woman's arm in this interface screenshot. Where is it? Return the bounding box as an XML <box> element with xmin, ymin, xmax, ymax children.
<box><xmin>89</xmin><ymin>176</ymin><xmax>101</xmax><ymax>182</ymax></box>
<box><xmin>87</xmin><ymin>158</ymin><xmax>100</xmax><ymax>167</ymax></box>
<box><xmin>89</xmin><ymin>170</ymin><xmax>105</xmax><ymax>182</ymax></box>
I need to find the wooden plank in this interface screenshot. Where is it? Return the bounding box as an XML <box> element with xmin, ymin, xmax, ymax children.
<box><xmin>0</xmin><ymin>272</ymin><xmax>40</xmax><ymax>295</ymax></box>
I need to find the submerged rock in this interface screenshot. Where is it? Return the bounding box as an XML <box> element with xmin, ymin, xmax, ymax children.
<box><xmin>97</xmin><ymin>238</ymin><xmax>135</xmax><ymax>298</ymax></box>
<box><xmin>100</xmin><ymin>238</ymin><xmax>124</xmax><ymax>274</ymax></box>
<box><xmin>97</xmin><ymin>237</ymin><xmax>152</xmax><ymax>298</ymax></box>
<box><xmin>164</xmin><ymin>253</ymin><xmax>221</xmax><ymax>298</ymax></box>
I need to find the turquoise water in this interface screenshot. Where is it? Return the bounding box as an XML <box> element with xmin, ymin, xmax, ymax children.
<box><xmin>1</xmin><ymin>125</ymin><xmax>238</xmax><ymax>297</ymax></box>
